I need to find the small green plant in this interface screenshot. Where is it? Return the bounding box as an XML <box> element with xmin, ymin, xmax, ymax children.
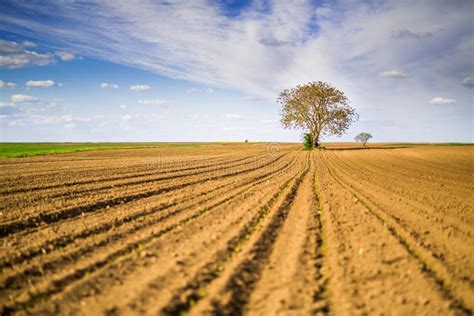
<box><xmin>303</xmin><ymin>133</ymin><xmax>314</xmax><ymax>150</ymax></box>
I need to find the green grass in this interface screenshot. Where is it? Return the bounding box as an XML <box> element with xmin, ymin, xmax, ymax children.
<box><xmin>0</xmin><ymin>143</ymin><xmax>160</xmax><ymax>158</ymax></box>
<box><xmin>0</xmin><ymin>142</ymin><xmax>211</xmax><ymax>158</ymax></box>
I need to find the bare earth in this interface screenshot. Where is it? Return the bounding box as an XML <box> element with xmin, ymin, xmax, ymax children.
<box><xmin>0</xmin><ymin>143</ymin><xmax>472</xmax><ymax>315</ymax></box>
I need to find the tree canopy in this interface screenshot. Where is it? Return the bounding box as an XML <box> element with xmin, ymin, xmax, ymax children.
<box><xmin>355</xmin><ymin>132</ymin><xmax>373</xmax><ymax>145</ymax></box>
<box><xmin>278</xmin><ymin>81</ymin><xmax>358</xmax><ymax>147</ymax></box>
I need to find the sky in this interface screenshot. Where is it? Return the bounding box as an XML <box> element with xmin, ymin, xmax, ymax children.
<box><xmin>0</xmin><ymin>0</ymin><xmax>473</xmax><ymax>143</ymax></box>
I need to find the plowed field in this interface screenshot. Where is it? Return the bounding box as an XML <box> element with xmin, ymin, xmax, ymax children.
<box><xmin>0</xmin><ymin>143</ymin><xmax>472</xmax><ymax>315</ymax></box>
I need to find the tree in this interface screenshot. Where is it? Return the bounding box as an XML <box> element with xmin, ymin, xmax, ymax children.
<box><xmin>355</xmin><ymin>132</ymin><xmax>372</xmax><ymax>146</ymax></box>
<box><xmin>278</xmin><ymin>81</ymin><xmax>358</xmax><ymax>147</ymax></box>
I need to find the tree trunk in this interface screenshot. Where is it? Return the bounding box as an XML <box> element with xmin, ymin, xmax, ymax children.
<box><xmin>312</xmin><ymin>131</ymin><xmax>320</xmax><ymax>148</ymax></box>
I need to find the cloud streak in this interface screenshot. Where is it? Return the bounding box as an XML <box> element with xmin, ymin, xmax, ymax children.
<box><xmin>461</xmin><ymin>77</ymin><xmax>474</xmax><ymax>88</ymax></box>
<box><xmin>0</xmin><ymin>1</ymin><xmax>471</xmax><ymax>101</ymax></box>
<box><xmin>11</xmin><ymin>94</ymin><xmax>39</xmax><ymax>103</ymax></box>
<box><xmin>0</xmin><ymin>0</ymin><xmax>472</xmax><ymax>142</ymax></box>
<box><xmin>26</xmin><ymin>80</ymin><xmax>55</xmax><ymax>87</ymax></box>
<box><xmin>100</xmin><ymin>82</ymin><xmax>119</xmax><ymax>89</ymax></box>
<box><xmin>0</xmin><ymin>39</ymin><xmax>54</xmax><ymax>68</ymax></box>
<box><xmin>380</xmin><ymin>71</ymin><xmax>408</xmax><ymax>78</ymax></box>
<box><xmin>430</xmin><ymin>97</ymin><xmax>456</xmax><ymax>105</ymax></box>
<box><xmin>130</xmin><ymin>84</ymin><xmax>151</xmax><ymax>92</ymax></box>
<box><xmin>0</xmin><ymin>80</ymin><xmax>17</xmax><ymax>89</ymax></box>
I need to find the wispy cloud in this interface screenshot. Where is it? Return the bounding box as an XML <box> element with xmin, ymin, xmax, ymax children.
<box><xmin>138</xmin><ymin>99</ymin><xmax>168</xmax><ymax>105</ymax></box>
<box><xmin>0</xmin><ymin>1</ymin><xmax>470</xmax><ymax>102</ymax></box>
<box><xmin>130</xmin><ymin>84</ymin><xmax>151</xmax><ymax>92</ymax></box>
<box><xmin>461</xmin><ymin>77</ymin><xmax>474</xmax><ymax>88</ymax></box>
<box><xmin>0</xmin><ymin>0</ymin><xmax>472</xmax><ymax>142</ymax></box>
<box><xmin>186</xmin><ymin>88</ymin><xmax>202</xmax><ymax>94</ymax></box>
<box><xmin>186</xmin><ymin>87</ymin><xmax>214</xmax><ymax>94</ymax></box>
<box><xmin>11</xmin><ymin>94</ymin><xmax>39</xmax><ymax>103</ymax></box>
<box><xmin>379</xmin><ymin>71</ymin><xmax>408</xmax><ymax>78</ymax></box>
<box><xmin>0</xmin><ymin>39</ymin><xmax>54</xmax><ymax>68</ymax></box>
<box><xmin>391</xmin><ymin>29</ymin><xmax>433</xmax><ymax>40</ymax></box>
<box><xmin>430</xmin><ymin>97</ymin><xmax>456</xmax><ymax>105</ymax></box>
<box><xmin>121</xmin><ymin>114</ymin><xmax>133</xmax><ymax>121</ymax></box>
<box><xmin>0</xmin><ymin>80</ymin><xmax>17</xmax><ymax>89</ymax></box>
<box><xmin>26</xmin><ymin>80</ymin><xmax>55</xmax><ymax>87</ymax></box>
<box><xmin>56</xmin><ymin>51</ymin><xmax>76</xmax><ymax>61</ymax></box>
<box><xmin>100</xmin><ymin>82</ymin><xmax>119</xmax><ymax>89</ymax></box>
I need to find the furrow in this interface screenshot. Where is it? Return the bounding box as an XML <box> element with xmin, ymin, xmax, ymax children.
<box><xmin>0</xmin><ymin>155</ymin><xmax>296</xmax><ymax>271</ymax></box>
<box><xmin>207</xmin><ymin>155</ymin><xmax>310</xmax><ymax>315</ymax></box>
<box><xmin>158</xmin><ymin>165</ymin><xmax>301</xmax><ymax>315</ymax></box>
<box><xmin>320</xmin><ymin>153</ymin><xmax>472</xmax><ymax>314</ymax></box>
<box><xmin>0</xmin><ymin>154</ymin><xmax>297</xmax><ymax>293</ymax></box>
<box><xmin>0</xmin><ymin>154</ymin><xmax>254</xmax><ymax>197</ymax></box>
<box><xmin>0</xmin><ymin>153</ymin><xmax>287</xmax><ymax>238</ymax></box>
<box><xmin>0</xmin><ymin>155</ymin><xmax>295</xmax><ymax>314</ymax></box>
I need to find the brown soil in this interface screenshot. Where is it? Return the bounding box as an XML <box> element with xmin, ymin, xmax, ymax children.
<box><xmin>0</xmin><ymin>143</ymin><xmax>472</xmax><ymax>315</ymax></box>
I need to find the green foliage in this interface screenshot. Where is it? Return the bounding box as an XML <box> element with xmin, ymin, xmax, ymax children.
<box><xmin>303</xmin><ymin>133</ymin><xmax>314</xmax><ymax>150</ymax></box>
<box><xmin>0</xmin><ymin>143</ymin><xmax>207</xmax><ymax>158</ymax></box>
<box><xmin>278</xmin><ymin>81</ymin><xmax>358</xmax><ymax>145</ymax></box>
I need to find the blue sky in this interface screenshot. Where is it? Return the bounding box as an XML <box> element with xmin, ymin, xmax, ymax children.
<box><xmin>0</xmin><ymin>0</ymin><xmax>472</xmax><ymax>142</ymax></box>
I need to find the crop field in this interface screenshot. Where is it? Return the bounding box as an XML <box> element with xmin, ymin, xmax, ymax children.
<box><xmin>0</xmin><ymin>143</ymin><xmax>472</xmax><ymax>315</ymax></box>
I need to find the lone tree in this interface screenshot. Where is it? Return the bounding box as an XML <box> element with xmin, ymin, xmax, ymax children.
<box><xmin>355</xmin><ymin>132</ymin><xmax>372</xmax><ymax>146</ymax></box>
<box><xmin>278</xmin><ymin>81</ymin><xmax>358</xmax><ymax>148</ymax></box>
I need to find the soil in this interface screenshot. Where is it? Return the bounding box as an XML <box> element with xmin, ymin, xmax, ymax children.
<box><xmin>0</xmin><ymin>143</ymin><xmax>472</xmax><ymax>315</ymax></box>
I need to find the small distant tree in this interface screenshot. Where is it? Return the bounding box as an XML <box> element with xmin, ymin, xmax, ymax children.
<box><xmin>355</xmin><ymin>132</ymin><xmax>372</xmax><ymax>146</ymax></box>
<box><xmin>278</xmin><ymin>81</ymin><xmax>358</xmax><ymax>147</ymax></box>
<box><xmin>303</xmin><ymin>133</ymin><xmax>314</xmax><ymax>150</ymax></box>
<box><xmin>245</xmin><ymin>139</ymin><xmax>248</xmax><ymax>143</ymax></box>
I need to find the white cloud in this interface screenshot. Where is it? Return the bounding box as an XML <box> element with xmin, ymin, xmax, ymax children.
<box><xmin>100</xmin><ymin>82</ymin><xmax>119</xmax><ymax>89</ymax></box>
<box><xmin>6</xmin><ymin>113</ymin><xmax>92</xmax><ymax>127</ymax></box>
<box><xmin>186</xmin><ymin>87</ymin><xmax>214</xmax><ymax>94</ymax></box>
<box><xmin>0</xmin><ymin>1</ymin><xmax>473</xmax><ymax>142</ymax></box>
<box><xmin>61</xmin><ymin>114</ymin><xmax>91</xmax><ymax>122</ymax></box>
<box><xmin>461</xmin><ymin>77</ymin><xmax>474</xmax><ymax>88</ymax></box>
<box><xmin>61</xmin><ymin>114</ymin><xmax>74</xmax><ymax>122</ymax></box>
<box><xmin>138</xmin><ymin>99</ymin><xmax>168</xmax><ymax>105</ymax></box>
<box><xmin>11</xmin><ymin>94</ymin><xmax>39</xmax><ymax>103</ymax></box>
<box><xmin>380</xmin><ymin>71</ymin><xmax>408</xmax><ymax>78</ymax></box>
<box><xmin>0</xmin><ymin>1</ymin><xmax>469</xmax><ymax>100</ymax></box>
<box><xmin>186</xmin><ymin>87</ymin><xmax>202</xmax><ymax>94</ymax></box>
<box><xmin>121</xmin><ymin>114</ymin><xmax>133</xmax><ymax>121</ymax></box>
<box><xmin>0</xmin><ymin>80</ymin><xmax>17</xmax><ymax>89</ymax></box>
<box><xmin>57</xmin><ymin>82</ymin><xmax>63</xmax><ymax>87</ymax></box>
<box><xmin>224</xmin><ymin>114</ymin><xmax>244</xmax><ymax>119</ymax></box>
<box><xmin>0</xmin><ymin>39</ymin><xmax>54</xmax><ymax>68</ymax></box>
<box><xmin>391</xmin><ymin>29</ymin><xmax>433</xmax><ymax>40</ymax></box>
<box><xmin>430</xmin><ymin>97</ymin><xmax>456</xmax><ymax>105</ymax></box>
<box><xmin>21</xmin><ymin>40</ymin><xmax>37</xmax><ymax>48</ymax></box>
<box><xmin>119</xmin><ymin>104</ymin><xmax>127</xmax><ymax>109</ymax></box>
<box><xmin>26</xmin><ymin>80</ymin><xmax>55</xmax><ymax>87</ymax></box>
<box><xmin>0</xmin><ymin>102</ymin><xmax>15</xmax><ymax>107</ymax></box>
<box><xmin>56</xmin><ymin>51</ymin><xmax>76</xmax><ymax>61</ymax></box>
<box><xmin>130</xmin><ymin>84</ymin><xmax>151</xmax><ymax>91</ymax></box>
